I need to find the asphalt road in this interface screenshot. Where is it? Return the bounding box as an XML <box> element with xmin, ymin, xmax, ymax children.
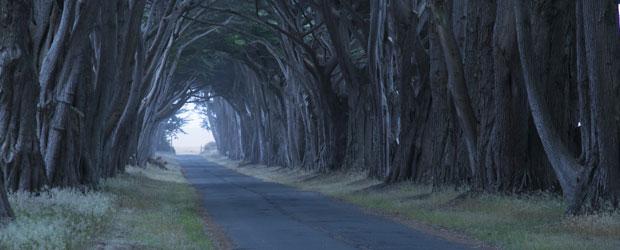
<box><xmin>178</xmin><ymin>155</ymin><xmax>471</xmax><ymax>250</ymax></box>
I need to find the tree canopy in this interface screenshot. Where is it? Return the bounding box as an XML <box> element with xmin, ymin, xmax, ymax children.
<box><xmin>0</xmin><ymin>0</ymin><xmax>618</xmax><ymax>222</ymax></box>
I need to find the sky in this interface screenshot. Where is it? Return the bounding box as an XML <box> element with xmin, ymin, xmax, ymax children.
<box><xmin>172</xmin><ymin>103</ymin><xmax>214</xmax><ymax>154</ymax></box>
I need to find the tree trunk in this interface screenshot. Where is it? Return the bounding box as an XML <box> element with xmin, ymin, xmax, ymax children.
<box><xmin>0</xmin><ymin>0</ymin><xmax>47</xmax><ymax>192</ymax></box>
<box><xmin>0</xmin><ymin>0</ymin><xmax>40</xmax><ymax>222</ymax></box>
<box><xmin>430</xmin><ymin>0</ymin><xmax>479</xmax><ymax>177</ymax></box>
<box><xmin>0</xmin><ymin>170</ymin><xmax>11</xmax><ymax>222</ymax></box>
<box><xmin>514</xmin><ymin>0</ymin><xmax>620</xmax><ymax>214</ymax></box>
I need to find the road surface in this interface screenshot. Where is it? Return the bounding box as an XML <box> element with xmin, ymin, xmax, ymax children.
<box><xmin>178</xmin><ymin>155</ymin><xmax>471</xmax><ymax>250</ymax></box>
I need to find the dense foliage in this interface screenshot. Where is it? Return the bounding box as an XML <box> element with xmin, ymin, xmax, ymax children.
<box><xmin>0</xmin><ymin>0</ymin><xmax>617</xmax><ymax>224</ymax></box>
<box><xmin>0</xmin><ymin>0</ymin><xmax>226</xmax><ymax>221</ymax></box>
<box><xmin>203</xmin><ymin>0</ymin><xmax>620</xmax><ymax>215</ymax></box>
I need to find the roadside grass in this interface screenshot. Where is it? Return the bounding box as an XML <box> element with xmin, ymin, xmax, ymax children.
<box><xmin>0</xmin><ymin>154</ymin><xmax>212</xmax><ymax>250</ymax></box>
<box><xmin>98</xmin><ymin>156</ymin><xmax>212</xmax><ymax>249</ymax></box>
<box><xmin>203</xmin><ymin>147</ymin><xmax>620</xmax><ymax>250</ymax></box>
<box><xmin>0</xmin><ymin>189</ymin><xmax>114</xmax><ymax>249</ymax></box>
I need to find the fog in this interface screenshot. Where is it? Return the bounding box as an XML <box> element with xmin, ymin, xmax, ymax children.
<box><xmin>172</xmin><ymin>103</ymin><xmax>214</xmax><ymax>154</ymax></box>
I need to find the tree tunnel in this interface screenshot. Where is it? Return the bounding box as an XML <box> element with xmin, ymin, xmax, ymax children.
<box><xmin>196</xmin><ymin>0</ymin><xmax>620</xmax><ymax>215</ymax></box>
<box><xmin>0</xmin><ymin>0</ymin><xmax>619</xmax><ymax>223</ymax></box>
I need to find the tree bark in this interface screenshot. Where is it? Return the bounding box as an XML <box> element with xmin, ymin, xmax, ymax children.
<box><xmin>0</xmin><ymin>0</ymin><xmax>47</xmax><ymax>193</ymax></box>
<box><xmin>0</xmin><ymin>0</ymin><xmax>40</xmax><ymax>222</ymax></box>
<box><xmin>430</xmin><ymin>0</ymin><xmax>479</xmax><ymax>177</ymax></box>
<box><xmin>514</xmin><ymin>0</ymin><xmax>620</xmax><ymax>213</ymax></box>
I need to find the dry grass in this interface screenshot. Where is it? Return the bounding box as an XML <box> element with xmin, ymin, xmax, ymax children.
<box><xmin>0</xmin><ymin>189</ymin><xmax>114</xmax><ymax>249</ymax></box>
<box><xmin>203</xmin><ymin>147</ymin><xmax>620</xmax><ymax>250</ymax></box>
<box><xmin>97</xmin><ymin>154</ymin><xmax>212</xmax><ymax>249</ymax></box>
<box><xmin>125</xmin><ymin>154</ymin><xmax>186</xmax><ymax>183</ymax></box>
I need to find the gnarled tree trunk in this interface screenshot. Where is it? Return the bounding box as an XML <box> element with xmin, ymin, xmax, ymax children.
<box><xmin>0</xmin><ymin>0</ymin><xmax>47</xmax><ymax>193</ymax></box>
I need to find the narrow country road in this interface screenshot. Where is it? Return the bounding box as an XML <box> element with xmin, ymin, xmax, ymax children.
<box><xmin>178</xmin><ymin>155</ymin><xmax>472</xmax><ymax>250</ymax></box>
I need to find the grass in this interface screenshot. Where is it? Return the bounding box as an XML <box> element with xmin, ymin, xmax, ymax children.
<box><xmin>203</xmin><ymin>147</ymin><xmax>620</xmax><ymax>250</ymax></box>
<box><xmin>0</xmin><ymin>154</ymin><xmax>212</xmax><ymax>250</ymax></box>
<box><xmin>0</xmin><ymin>189</ymin><xmax>114</xmax><ymax>249</ymax></box>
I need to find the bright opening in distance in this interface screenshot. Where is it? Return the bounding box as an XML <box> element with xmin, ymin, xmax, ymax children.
<box><xmin>172</xmin><ymin>103</ymin><xmax>214</xmax><ymax>154</ymax></box>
